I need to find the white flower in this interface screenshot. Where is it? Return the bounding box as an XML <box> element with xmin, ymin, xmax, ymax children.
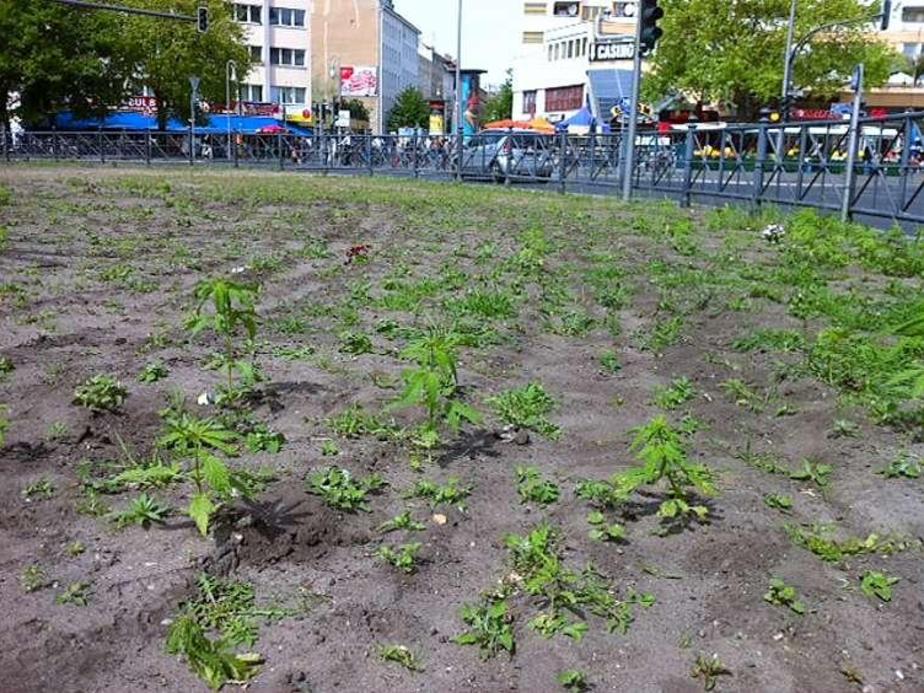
<box><xmin>230</xmin><ymin>266</ymin><xmax>247</xmax><ymax>275</ymax></box>
<box><xmin>762</xmin><ymin>223</ymin><xmax>786</xmax><ymax>244</ymax></box>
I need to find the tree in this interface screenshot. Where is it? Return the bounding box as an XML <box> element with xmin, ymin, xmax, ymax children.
<box><xmin>120</xmin><ymin>0</ymin><xmax>252</xmax><ymax>130</ymax></box>
<box><xmin>483</xmin><ymin>69</ymin><xmax>513</xmax><ymax>123</ymax></box>
<box><xmin>386</xmin><ymin>87</ymin><xmax>430</xmax><ymax>131</ymax></box>
<box><xmin>643</xmin><ymin>0</ymin><xmax>898</xmax><ymax>119</ymax></box>
<box><xmin>342</xmin><ymin>99</ymin><xmax>370</xmax><ymax>123</ymax></box>
<box><xmin>0</xmin><ymin>3</ymin><xmax>133</xmax><ymax>130</ymax></box>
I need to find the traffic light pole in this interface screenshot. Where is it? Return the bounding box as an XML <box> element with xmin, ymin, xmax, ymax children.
<box><xmin>620</xmin><ymin>13</ymin><xmax>644</xmax><ymax>202</ymax></box>
<box><xmin>47</xmin><ymin>0</ymin><xmax>198</xmax><ymax>24</ymax></box>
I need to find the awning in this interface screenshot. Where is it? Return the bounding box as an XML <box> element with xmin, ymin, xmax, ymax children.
<box><xmin>53</xmin><ymin>111</ymin><xmax>312</xmax><ymax>135</ymax></box>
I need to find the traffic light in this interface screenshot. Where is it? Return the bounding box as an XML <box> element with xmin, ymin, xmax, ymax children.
<box><xmin>197</xmin><ymin>6</ymin><xmax>209</xmax><ymax>33</ymax></box>
<box><xmin>881</xmin><ymin>0</ymin><xmax>892</xmax><ymax>31</ymax></box>
<box><xmin>639</xmin><ymin>0</ymin><xmax>664</xmax><ymax>56</ymax></box>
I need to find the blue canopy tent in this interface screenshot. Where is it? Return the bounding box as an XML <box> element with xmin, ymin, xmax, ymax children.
<box><xmin>53</xmin><ymin>111</ymin><xmax>312</xmax><ymax>135</ymax></box>
<box><xmin>555</xmin><ymin>105</ymin><xmax>611</xmax><ymax>134</ymax></box>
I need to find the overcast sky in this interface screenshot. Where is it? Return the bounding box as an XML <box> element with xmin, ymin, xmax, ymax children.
<box><xmin>393</xmin><ymin>0</ymin><xmax>519</xmax><ymax>86</ymax></box>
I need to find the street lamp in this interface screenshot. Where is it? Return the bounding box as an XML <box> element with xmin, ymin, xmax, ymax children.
<box><xmin>226</xmin><ymin>60</ymin><xmax>238</xmax><ymax>159</ymax></box>
<box><xmin>455</xmin><ymin>0</ymin><xmax>462</xmax><ymax>182</ymax></box>
<box><xmin>328</xmin><ymin>56</ymin><xmax>340</xmax><ymax>130</ymax></box>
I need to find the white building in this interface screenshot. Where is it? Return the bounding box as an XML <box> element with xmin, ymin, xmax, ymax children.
<box><xmin>233</xmin><ymin>1</ymin><xmax>312</xmax><ymax>116</ymax></box>
<box><xmin>512</xmin><ymin>1</ymin><xmax>637</xmax><ymax>124</ymax></box>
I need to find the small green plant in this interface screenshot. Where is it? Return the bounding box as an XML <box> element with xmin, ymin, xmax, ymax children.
<box><xmin>320</xmin><ymin>440</ymin><xmax>340</xmax><ymax>456</ymax></box>
<box><xmin>106</xmin><ymin>460</ymin><xmax>183</xmax><ymax>491</ymax></box>
<box><xmin>788</xmin><ymin>458</ymin><xmax>832</xmax><ymax>488</ymax></box>
<box><xmin>378</xmin><ymin>511</ymin><xmax>426</xmax><ymax>533</ymax></box>
<box><xmin>586</xmin><ymin>511</ymin><xmax>626</xmax><ymax>542</ymax></box>
<box><xmin>879</xmin><ymin>453</ymin><xmax>920</xmax><ymax>479</ymax></box>
<box><xmin>186</xmin><ymin>278</ymin><xmax>259</xmax><ymax>391</ymax></box>
<box><xmin>654</xmin><ymin>377</ymin><xmax>696</xmax><ymax>410</ymax></box>
<box><xmin>831</xmin><ymin>419</ymin><xmax>860</xmax><ymax>438</ymax></box>
<box><xmin>56</xmin><ymin>581</ymin><xmax>91</xmax><ymax>606</ymax></box>
<box><xmin>691</xmin><ymin>654</ymin><xmax>731</xmax><ymax>691</ymax></box>
<box><xmin>338</xmin><ymin>330</ymin><xmax>374</xmax><ymax>355</ymax></box>
<box><xmin>529</xmin><ymin>613</ymin><xmax>587</xmax><ymax>641</ymax></box>
<box><xmin>21</xmin><ymin>565</ymin><xmax>47</xmax><ymax>592</ymax></box>
<box><xmin>407</xmin><ymin>478</ymin><xmax>471</xmax><ymax>510</ymax></box>
<box><xmin>0</xmin><ymin>404</ymin><xmax>8</xmax><ymax>447</ymax></box>
<box><xmin>111</xmin><ymin>493</ymin><xmax>171</xmax><ymax>529</ymax></box>
<box><xmin>377</xmin><ymin>542</ymin><xmax>422</xmax><ymax>573</ymax></box>
<box><xmin>860</xmin><ymin>570</ymin><xmax>899</xmax><ymax>602</ymax></box>
<box><xmin>66</xmin><ymin>541</ymin><xmax>86</xmax><ymax>557</ymax></box>
<box><xmin>0</xmin><ymin>356</ymin><xmax>14</xmax><ymax>379</ymax></box>
<box><xmin>455</xmin><ymin>597</ymin><xmax>515</xmax><ymax>658</ymax></box>
<box><xmin>786</xmin><ymin>525</ymin><xmax>901</xmax><ymax>563</ymax></box>
<box><xmin>307</xmin><ymin>466</ymin><xmax>385</xmax><ymax>512</ymax></box>
<box><xmin>74</xmin><ymin>375</ymin><xmax>128</xmax><ymax>413</ymax></box>
<box><xmin>139</xmin><ymin>362</ymin><xmax>169</xmax><ymax>384</ymax></box>
<box><xmin>379</xmin><ymin>644</ymin><xmax>423</xmax><ymax>671</ymax></box>
<box><xmin>763</xmin><ymin>494</ymin><xmax>794</xmax><ymax>513</ymax></box>
<box><xmin>720</xmin><ymin>378</ymin><xmax>764</xmax><ymax>412</ymax></box>
<box><xmin>558</xmin><ymin>670</ymin><xmax>589</xmax><ymax>692</ymax></box>
<box><xmin>328</xmin><ymin>404</ymin><xmax>394</xmax><ymax>439</ymax></box>
<box><xmin>488</xmin><ymin>383</ymin><xmax>560</xmax><ymax>439</ymax></box>
<box><xmin>763</xmin><ymin>578</ymin><xmax>805</xmax><ymax>615</ymax></box>
<box><xmin>244</xmin><ymin>425</ymin><xmax>285</xmax><ymax>454</ymax></box>
<box><xmin>599</xmin><ymin>350</ymin><xmax>622</xmax><ymax>374</ymax></box>
<box><xmin>644</xmin><ymin>315</ymin><xmax>683</xmax><ymax>352</ymax></box>
<box><xmin>46</xmin><ymin>421</ymin><xmax>70</xmax><ymax>441</ymax></box>
<box><xmin>732</xmin><ymin>329</ymin><xmax>805</xmax><ymax>353</ymax></box>
<box><xmin>515</xmin><ymin>466</ymin><xmax>560</xmax><ymax>505</ymax></box>
<box><xmin>166</xmin><ymin>615</ymin><xmax>263</xmax><ymax>691</ymax></box>
<box><xmin>22</xmin><ymin>477</ymin><xmax>55</xmax><ymax>501</ymax></box>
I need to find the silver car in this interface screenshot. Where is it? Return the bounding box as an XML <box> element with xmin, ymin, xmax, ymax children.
<box><xmin>457</xmin><ymin>130</ymin><xmax>555</xmax><ymax>181</ymax></box>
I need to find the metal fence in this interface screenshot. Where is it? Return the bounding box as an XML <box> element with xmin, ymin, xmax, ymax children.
<box><xmin>4</xmin><ymin>109</ymin><xmax>924</xmax><ymax>228</ymax></box>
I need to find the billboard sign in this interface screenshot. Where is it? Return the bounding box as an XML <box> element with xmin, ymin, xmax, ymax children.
<box><xmin>340</xmin><ymin>66</ymin><xmax>378</xmax><ymax>97</ymax></box>
<box><xmin>590</xmin><ymin>40</ymin><xmax>635</xmax><ymax>62</ymax></box>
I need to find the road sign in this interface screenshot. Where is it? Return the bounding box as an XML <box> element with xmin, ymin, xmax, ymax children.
<box><xmin>189</xmin><ymin>76</ymin><xmax>201</xmax><ymax>93</ymax></box>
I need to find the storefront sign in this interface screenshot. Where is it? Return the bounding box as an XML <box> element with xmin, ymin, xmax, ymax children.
<box><xmin>590</xmin><ymin>41</ymin><xmax>635</xmax><ymax>62</ymax></box>
<box><xmin>341</xmin><ymin>66</ymin><xmax>378</xmax><ymax>97</ymax></box>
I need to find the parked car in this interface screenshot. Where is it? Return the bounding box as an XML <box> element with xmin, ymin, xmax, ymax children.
<box><xmin>456</xmin><ymin>130</ymin><xmax>555</xmax><ymax>181</ymax></box>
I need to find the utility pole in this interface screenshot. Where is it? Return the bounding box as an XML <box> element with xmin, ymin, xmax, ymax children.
<box><xmin>189</xmin><ymin>76</ymin><xmax>200</xmax><ymax>166</ymax></box>
<box><xmin>781</xmin><ymin>0</ymin><xmax>797</xmax><ymax>121</ymax></box>
<box><xmin>47</xmin><ymin>0</ymin><xmax>204</xmax><ymax>28</ymax></box>
<box><xmin>841</xmin><ymin>64</ymin><xmax>864</xmax><ymax>223</ymax></box>
<box><xmin>455</xmin><ymin>0</ymin><xmax>463</xmax><ymax>182</ymax></box>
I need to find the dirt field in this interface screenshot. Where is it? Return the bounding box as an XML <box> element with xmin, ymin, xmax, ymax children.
<box><xmin>1</xmin><ymin>166</ymin><xmax>922</xmax><ymax>693</ymax></box>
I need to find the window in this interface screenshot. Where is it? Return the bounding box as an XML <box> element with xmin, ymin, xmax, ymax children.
<box><xmin>903</xmin><ymin>42</ymin><xmax>922</xmax><ymax>57</ymax></box>
<box><xmin>524</xmin><ymin>2</ymin><xmax>546</xmax><ymax>15</ymax></box>
<box><xmin>523</xmin><ymin>90</ymin><xmax>537</xmax><ymax>115</ymax></box>
<box><xmin>240</xmin><ymin>84</ymin><xmax>263</xmax><ymax>102</ymax></box>
<box><xmin>249</xmin><ymin>45</ymin><xmax>262</xmax><ymax>63</ymax></box>
<box><xmin>270</xmin><ymin>86</ymin><xmax>306</xmax><ymax>104</ymax></box>
<box><xmin>523</xmin><ymin>31</ymin><xmax>544</xmax><ymax>44</ymax></box>
<box><xmin>269</xmin><ymin>7</ymin><xmax>306</xmax><ymax>27</ymax></box>
<box><xmin>581</xmin><ymin>37</ymin><xmax>587</xmax><ymax>56</ymax></box>
<box><xmin>903</xmin><ymin>6</ymin><xmax>924</xmax><ymax>22</ymax></box>
<box><xmin>234</xmin><ymin>4</ymin><xmax>261</xmax><ymax>24</ymax></box>
<box><xmin>548</xmin><ymin>44</ymin><xmax>554</xmax><ymax>61</ymax></box>
<box><xmin>270</xmin><ymin>48</ymin><xmax>306</xmax><ymax>66</ymax></box>
<box><xmin>553</xmin><ymin>2</ymin><xmax>579</xmax><ymax>17</ymax></box>
<box><xmin>553</xmin><ymin>43</ymin><xmax>560</xmax><ymax>59</ymax></box>
<box><xmin>582</xmin><ymin>6</ymin><xmax>601</xmax><ymax>21</ymax></box>
<box><xmin>567</xmin><ymin>40</ymin><xmax>574</xmax><ymax>58</ymax></box>
<box><xmin>545</xmin><ymin>84</ymin><xmax>583</xmax><ymax>112</ymax></box>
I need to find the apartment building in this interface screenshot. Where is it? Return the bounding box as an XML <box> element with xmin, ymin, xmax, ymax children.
<box><xmin>511</xmin><ymin>1</ymin><xmax>637</xmax><ymax>123</ymax></box>
<box><xmin>233</xmin><ymin>1</ymin><xmax>312</xmax><ymax>119</ymax></box>
<box><xmin>311</xmin><ymin>0</ymin><xmax>420</xmax><ymax>132</ymax></box>
<box><xmin>856</xmin><ymin>2</ymin><xmax>924</xmax><ymax>109</ymax></box>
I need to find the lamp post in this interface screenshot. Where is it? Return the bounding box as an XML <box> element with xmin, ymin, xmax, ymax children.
<box><xmin>226</xmin><ymin>60</ymin><xmax>237</xmax><ymax>160</ymax></box>
<box><xmin>455</xmin><ymin>0</ymin><xmax>463</xmax><ymax>182</ymax></box>
<box><xmin>781</xmin><ymin>0</ymin><xmax>798</xmax><ymax>121</ymax></box>
<box><xmin>328</xmin><ymin>56</ymin><xmax>340</xmax><ymax>131</ymax></box>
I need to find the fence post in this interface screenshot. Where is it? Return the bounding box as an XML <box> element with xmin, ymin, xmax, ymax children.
<box><xmin>52</xmin><ymin>129</ymin><xmax>59</xmax><ymax>163</ymax></box>
<box><xmin>366</xmin><ymin>134</ymin><xmax>374</xmax><ymax>176</ymax></box>
<box><xmin>752</xmin><ymin>109</ymin><xmax>771</xmax><ymax>212</ymax></box>
<box><xmin>413</xmin><ymin>132</ymin><xmax>420</xmax><ymax>179</ymax></box>
<box><xmin>680</xmin><ymin>118</ymin><xmax>698</xmax><ymax>208</ymax></box>
<box><xmin>558</xmin><ymin>130</ymin><xmax>567</xmax><ymax>194</ymax></box>
<box><xmin>145</xmin><ymin>132</ymin><xmax>151</xmax><ymax>166</ymax></box>
<box><xmin>1</xmin><ymin>125</ymin><xmax>7</xmax><ymax>162</ymax></box>
<box><xmin>234</xmin><ymin>133</ymin><xmax>240</xmax><ymax>168</ymax></box>
<box><xmin>99</xmin><ymin>130</ymin><xmax>105</xmax><ymax>164</ymax></box>
<box><xmin>899</xmin><ymin>110</ymin><xmax>913</xmax><ymax>210</ymax></box>
<box><xmin>841</xmin><ymin>65</ymin><xmax>864</xmax><ymax>223</ymax></box>
<box><xmin>278</xmin><ymin>132</ymin><xmax>284</xmax><ymax>171</ymax></box>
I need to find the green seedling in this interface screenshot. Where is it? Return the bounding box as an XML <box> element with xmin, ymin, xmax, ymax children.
<box><xmin>516</xmin><ymin>466</ymin><xmax>560</xmax><ymax>505</ymax></box>
<box><xmin>763</xmin><ymin>494</ymin><xmax>794</xmax><ymax>513</ymax></box>
<box><xmin>643</xmin><ymin>315</ymin><xmax>683</xmax><ymax>352</ymax></box>
<box><xmin>186</xmin><ymin>278</ymin><xmax>259</xmax><ymax>392</ymax></box>
<box><xmin>46</xmin><ymin>421</ymin><xmax>70</xmax><ymax>441</ymax></box>
<box><xmin>107</xmin><ymin>460</ymin><xmax>183</xmax><ymax>491</ymax></box>
<box><xmin>653</xmin><ymin>377</ymin><xmax>696</xmax><ymax>410</ymax></box>
<box><xmin>338</xmin><ymin>330</ymin><xmax>373</xmax><ymax>355</ymax></box>
<box><xmin>66</xmin><ymin>541</ymin><xmax>86</xmax><ymax>557</ymax></box>
<box><xmin>74</xmin><ymin>375</ymin><xmax>128</xmax><ymax>413</ymax></box>
<box><xmin>788</xmin><ymin>459</ymin><xmax>832</xmax><ymax>488</ymax></box>
<box><xmin>159</xmin><ymin>408</ymin><xmax>240</xmax><ymax>536</ymax></box>
<box><xmin>763</xmin><ymin>578</ymin><xmax>805</xmax><ymax>614</ymax></box>
<box><xmin>831</xmin><ymin>419</ymin><xmax>860</xmax><ymax>438</ymax></box>
<box><xmin>328</xmin><ymin>404</ymin><xmax>395</xmax><ymax>439</ymax></box>
<box><xmin>732</xmin><ymin>329</ymin><xmax>805</xmax><ymax>353</ymax></box>
<box><xmin>166</xmin><ymin>615</ymin><xmax>263</xmax><ymax>691</ymax></box>
<box><xmin>307</xmin><ymin>466</ymin><xmax>385</xmax><ymax>512</ymax></box>
<box><xmin>860</xmin><ymin>571</ymin><xmax>899</xmax><ymax>602</ymax></box>
<box><xmin>56</xmin><ymin>581</ymin><xmax>91</xmax><ymax>606</ymax></box>
<box><xmin>377</xmin><ymin>543</ymin><xmax>422</xmax><ymax>574</ymax></box>
<box><xmin>21</xmin><ymin>565</ymin><xmax>47</xmax><ymax>592</ymax></box>
<box><xmin>455</xmin><ymin>597</ymin><xmax>515</xmax><ymax>659</ymax></box>
<box><xmin>558</xmin><ymin>670</ymin><xmax>589</xmax><ymax>692</ymax></box>
<box><xmin>691</xmin><ymin>654</ymin><xmax>731</xmax><ymax>691</ymax></box>
<box><xmin>320</xmin><ymin>440</ymin><xmax>340</xmax><ymax>456</ymax></box>
<box><xmin>786</xmin><ymin>526</ymin><xmax>903</xmax><ymax>563</ymax></box>
<box><xmin>379</xmin><ymin>644</ymin><xmax>423</xmax><ymax>671</ymax></box>
<box><xmin>139</xmin><ymin>362</ymin><xmax>169</xmax><ymax>383</ymax></box>
<box><xmin>599</xmin><ymin>350</ymin><xmax>622</xmax><ymax>374</ymax></box>
<box><xmin>720</xmin><ymin>378</ymin><xmax>764</xmax><ymax>412</ymax></box>
<box><xmin>529</xmin><ymin>613</ymin><xmax>588</xmax><ymax>641</ymax></box>
<box><xmin>244</xmin><ymin>425</ymin><xmax>285</xmax><ymax>454</ymax></box>
<box><xmin>111</xmin><ymin>493</ymin><xmax>170</xmax><ymax>529</ymax></box>
<box><xmin>378</xmin><ymin>511</ymin><xmax>426</xmax><ymax>533</ymax></box>
<box><xmin>488</xmin><ymin>383</ymin><xmax>560</xmax><ymax>439</ymax></box>
<box><xmin>879</xmin><ymin>453</ymin><xmax>921</xmax><ymax>479</ymax></box>
<box><xmin>735</xmin><ymin>442</ymin><xmax>788</xmax><ymax>474</ymax></box>
<box><xmin>586</xmin><ymin>511</ymin><xmax>626</xmax><ymax>542</ymax></box>
<box><xmin>0</xmin><ymin>404</ymin><xmax>8</xmax><ymax>446</ymax></box>
<box><xmin>22</xmin><ymin>477</ymin><xmax>55</xmax><ymax>501</ymax></box>
<box><xmin>0</xmin><ymin>356</ymin><xmax>14</xmax><ymax>380</ymax></box>
<box><xmin>407</xmin><ymin>478</ymin><xmax>471</xmax><ymax>510</ymax></box>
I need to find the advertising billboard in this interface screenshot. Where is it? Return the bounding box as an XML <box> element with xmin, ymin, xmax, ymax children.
<box><xmin>460</xmin><ymin>72</ymin><xmax>482</xmax><ymax>141</ymax></box>
<box><xmin>340</xmin><ymin>66</ymin><xmax>378</xmax><ymax>97</ymax></box>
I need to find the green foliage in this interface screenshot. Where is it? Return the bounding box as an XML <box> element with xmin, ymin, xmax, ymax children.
<box><xmin>138</xmin><ymin>362</ymin><xmax>169</xmax><ymax>383</ymax></box>
<box><xmin>244</xmin><ymin>425</ymin><xmax>285</xmax><ymax>454</ymax></box>
<box><xmin>377</xmin><ymin>511</ymin><xmax>425</xmax><ymax>533</ymax></box>
<box><xmin>186</xmin><ymin>278</ymin><xmax>259</xmax><ymax>391</ymax></box>
<box><xmin>74</xmin><ymin>375</ymin><xmax>128</xmax><ymax>413</ymax></box>
<box><xmin>107</xmin><ymin>460</ymin><xmax>182</xmax><ymax>491</ymax></box>
<box><xmin>654</xmin><ymin>377</ymin><xmax>696</xmax><ymax>410</ymax></box>
<box><xmin>515</xmin><ymin>466</ymin><xmax>560</xmax><ymax>505</ymax></box>
<box><xmin>788</xmin><ymin>459</ymin><xmax>832</xmax><ymax>488</ymax></box>
<box><xmin>328</xmin><ymin>404</ymin><xmax>394</xmax><ymax>439</ymax></box>
<box><xmin>643</xmin><ymin>316</ymin><xmax>683</xmax><ymax>352</ymax></box>
<box><xmin>831</xmin><ymin>419</ymin><xmax>860</xmax><ymax>438</ymax></box>
<box><xmin>690</xmin><ymin>653</ymin><xmax>731</xmax><ymax>692</ymax></box>
<box><xmin>763</xmin><ymin>494</ymin><xmax>794</xmax><ymax>513</ymax></box>
<box><xmin>408</xmin><ymin>478</ymin><xmax>471</xmax><ymax>510</ymax></box>
<box><xmin>586</xmin><ymin>511</ymin><xmax>626</xmax><ymax>542</ymax></box>
<box><xmin>386</xmin><ymin>87</ymin><xmax>430</xmax><ymax>130</ymax></box>
<box><xmin>0</xmin><ymin>356</ymin><xmax>14</xmax><ymax>379</ymax></box>
<box><xmin>0</xmin><ymin>404</ymin><xmax>8</xmax><ymax>447</ymax></box>
<box><xmin>166</xmin><ymin>616</ymin><xmax>262</xmax><ymax>691</ymax></box>
<box><xmin>599</xmin><ymin>350</ymin><xmax>622</xmax><ymax>374</ymax></box>
<box><xmin>529</xmin><ymin>613</ymin><xmax>588</xmax><ymax>641</ymax></box>
<box><xmin>21</xmin><ymin>565</ymin><xmax>47</xmax><ymax>593</ymax></box>
<box><xmin>378</xmin><ymin>644</ymin><xmax>423</xmax><ymax>672</ymax></box>
<box><xmin>764</xmin><ymin>578</ymin><xmax>805</xmax><ymax>615</ymax></box>
<box><xmin>56</xmin><ymin>581</ymin><xmax>91</xmax><ymax>606</ymax></box>
<box><xmin>488</xmin><ymin>383</ymin><xmax>560</xmax><ymax>439</ymax></box>
<box><xmin>879</xmin><ymin>453</ymin><xmax>921</xmax><ymax>479</ymax></box>
<box><xmin>483</xmin><ymin>69</ymin><xmax>513</xmax><ymax>123</ymax></box>
<box><xmin>720</xmin><ymin>378</ymin><xmax>765</xmax><ymax>412</ymax></box>
<box><xmin>786</xmin><ymin>525</ymin><xmax>904</xmax><ymax>563</ymax></box>
<box><xmin>558</xmin><ymin>670</ymin><xmax>589</xmax><ymax>692</ymax></box>
<box><xmin>733</xmin><ymin>329</ymin><xmax>805</xmax><ymax>353</ymax></box>
<box><xmin>455</xmin><ymin>597</ymin><xmax>515</xmax><ymax>659</ymax></box>
<box><xmin>377</xmin><ymin>542</ymin><xmax>422</xmax><ymax>574</ymax></box>
<box><xmin>111</xmin><ymin>493</ymin><xmax>170</xmax><ymax>529</ymax></box>
<box><xmin>859</xmin><ymin>570</ymin><xmax>899</xmax><ymax>602</ymax></box>
<box><xmin>307</xmin><ymin>466</ymin><xmax>385</xmax><ymax>512</ymax></box>
<box><xmin>338</xmin><ymin>330</ymin><xmax>373</xmax><ymax>355</ymax></box>
<box><xmin>21</xmin><ymin>477</ymin><xmax>55</xmax><ymax>501</ymax></box>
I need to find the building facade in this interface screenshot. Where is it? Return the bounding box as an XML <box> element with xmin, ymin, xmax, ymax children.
<box><xmin>311</xmin><ymin>0</ymin><xmax>420</xmax><ymax>132</ymax></box>
<box><xmin>233</xmin><ymin>1</ymin><xmax>312</xmax><ymax>114</ymax></box>
<box><xmin>856</xmin><ymin>2</ymin><xmax>924</xmax><ymax>109</ymax></box>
